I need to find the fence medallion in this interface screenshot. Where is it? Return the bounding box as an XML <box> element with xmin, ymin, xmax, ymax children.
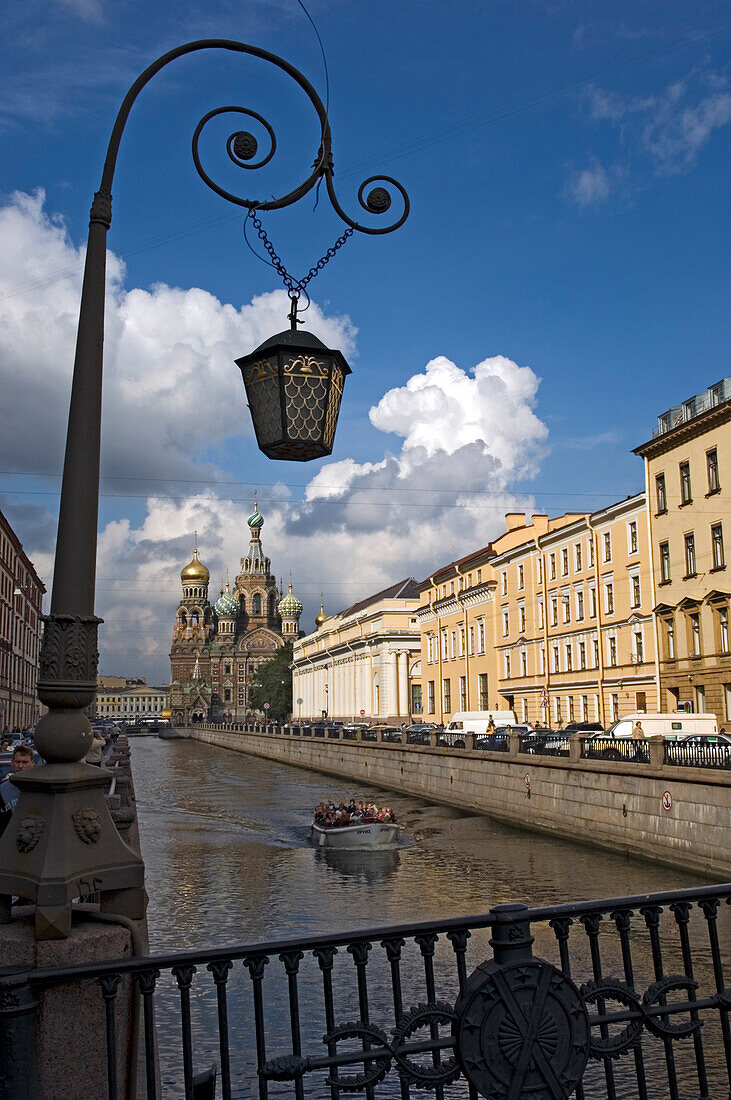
<box><xmin>455</xmin><ymin>957</ymin><xmax>589</xmax><ymax>1098</ymax></box>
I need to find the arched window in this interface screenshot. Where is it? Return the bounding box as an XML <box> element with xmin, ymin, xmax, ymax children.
<box><xmin>191</xmin><ymin>612</ymin><xmax>199</xmax><ymax>626</ymax></box>
<box><xmin>269</xmin><ymin>593</ymin><xmax>276</xmax><ymax>618</ymax></box>
<box><xmin>179</xmin><ymin>611</ymin><xmax>187</xmax><ymax>626</ymax></box>
<box><xmin>253</xmin><ymin>593</ymin><xmax>261</xmax><ymax>616</ymax></box>
<box><xmin>240</xmin><ymin>595</ymin><xmax>246</xmax><ymax>613</ymax></box>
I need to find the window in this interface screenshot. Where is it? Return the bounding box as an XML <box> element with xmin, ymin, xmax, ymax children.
<box><xmin>224</xmin><ymin>689</ymin><xmax>231</xmax><ymax>702</ymax></box>
<box><xmin>680</xmin><ymin>461</ymin><xmax>692</xmax><ymax>504</ymax></box>
<box><xmin>519</xmin><ymin>604</ymin><xmax>526</xmax><ymax>633</ymax></box>
<box><xmin>634</xmin><ymin>631</ymin><xmax>644</xmax><ymax>663</ymax></box>
<box><xmin>502</xmin><ymin>609</ymin><xmax>509</xmax><ymax>637</ymax></box>
<box><xmin>575</xmin><ymin>543</ymin><xmax>583</xmax><ymax>572</ymax></box>
<box><xmin>631</xmin><ymin>575</ymin><xmax>641</xmax><ymax>608</ymax></box>
<box><xmin>603</xmin><ymin>532</ymin><xmax>612</xmax><ymax>562</ymax></box>
<box><xmin>450</xmin><ymin>630</ymin><xmax>456</xmax><ymax>658</ymax></box>
<box><xmin>579</xmin><ymin>641</ymin><xmax>586</xmax><ymax>669</ymax></box>
<box><xmin>536</xmin><ymin>556</ymin><xmax>542</xmax><ymax>583</ymax></box>
<box><xmin>593</xmin><ymin>637</ymin><xmax>599</xmax><ymax>667</ymax></box>
<box><xmin>504</xmin><ymin>652</ymin><xmax>511</xmax><ymax>678</ymax></box>
<box><xmin>520</xmin><ymin>649</ymin><xmax>527</xmax><ymax>676</ymax></box>
<box><xmin>224</xmin><ymin>662</ymin><xmax>231</xmax><ymax>674</ymax></box>
<box><xmin>442</xmin><ymin>678</ymin><xmax>451</xmax><ymax>712</ymax></box>
<box><xmin>604</xmin><ymin>582</ymin><xmax>614</xmax><ymax>615</ymax></box>
<box><xmin>551</xmin><ymin>596</ymin><xmax>558</xmax><ymax>626</ymax></box>
<box><xmin>562</xmin><ymin>595</ymin><xmax>571</xmax><ymax>624</ymax></box>
<box><xmin>660</xmin><ymin>542</ymin><xmax>671</xmax><ymax>582</ymax></box>
<box><xmin>568</xmin><ymin>696</ymin><xmax>575</xmax><ymax>722</ymax></box>
<box><xmin>565</xmin><ymin>643</ymin><xmax>573</xmax><ymax>671</ymax></box>
<box><xmin>427</xmin><ymin>635</ymin><xmax>434</xmax><ymax>663</ymax></box>
<box><xmin>459</xmin><ymin>676</ymin><xmax>467</xmax><ymax>710</ymax></box>
<box><xmin>427</xmin><ymin>681</ymin><xmax>435</xmax><ymax>714</ymax></box>
<box><xmin>458</xmin><ymin>628</ymin><xmax>465</xmax><ymax>657</ymax></box>
<box><xmin>561</xmin><ymin>548</ymin><xmax>569</xmax><ymax>576</ymax></box>
<box><xmin>252</xmin><ymin>593</ymin><xmax>261</xmax><ymax>615</ymax></box>
<box><xmin>707</xmin><ymin>448</ymin><xmax>720</xmax><ymax>493</ymax></box>
<box><xmin>549</xmin><ymin>553</ymin><xmax>556</xmax><ymax>580</ymax></box>
<box><xmin>690</xmin><ymin>613</ymin><xmax>701</xmax><ymax>656</ymax></box>
<box><xmin>477</xmin><ymin>620</ymin><xmax>485</xmax><ymax>653</ymax></box>
<box><xmin>538</xmin><ymin>600</ymin><xmax>544</xmax><ymax>628</ymax></box>
<box><xmin>539</xmin><ymin>646</ymin><xmax>546</xmax><ymax>674</ymax></box>
<box><xmin>476</xmin><ymin>568</ymin><xmax>482</xmax><ymax>584</ymax></box>
<box><xmin>712</xmin><ymin>523</ymin><xmax>725</xmax><ymax>569</ymax></box>
<box><xmin>611</xmin><ymin>694</ymin><xmax>619</xmax><ymax>722</ymax></box>
<box><xmin>441</xmin><ymin>629</ymin><xmax>448</xmax><ymax>659</ymax></box>
<box><xmin>518</xmin><ymin>564</ymin><xmax>524</xmax><ymax>590</ymax></box>
<box><xmin>576</xmin><ymin>590</ymin><xmax>585</xmax><ymax>621</ymax></box>
<box><xmin>636</xmin><ymin>691</ymin><xmax>647</xmax><ymax>713</ymax></box>
<box><xmin>656</xmin><ymin>473</ymin><xmax>667</xmax><ymax>513</ymax></box>
<box><xmin>684</xmin><ymin>533</ymin><xmax>696</xmax><ymax>577</ymax></box>
<box><xmin>501</xmin><ymin>571</ymin><xmax>508</xmax><ymax>595</ymax></box>
<box><xmin>719</xmin><ymin>607</ymin><xmax>729</xmax><ymax>654</ymax></box>
<box><xmin>469</xmin><ymin>625</ymin><xmax>475</xmax><ymax>654</ymax></box>
<box><xmin>581</xmin><ymin>694</ymin><xmax>589</xmax><ymax>720</ymax></box>
<box><xmin>628</xmin><ymin>521</ymin><xmax>638</xmax><ymax>555</ymax></box>
<box><xmin>589</xmin><ymin>588</ymin><xmax>597</xmax><ymax>618</ymax></box>
<box><xmin>552</xmin><ymin>645</ymin><xmax>560</xmax><ymax>673</ymax></box>
<box><xmin>608</xmin><ymin>636</ymin><xmax>617</xmax><ymax>667</ymax></box>
<box><xmin>478</xmin><ymin>673</ymin><xmax>489</xmax><ymax>709</ymax></box>
<box><xmin>588</xmin><ymin>538</ymin><xmax>595</xmax><ymax>568</ymax></box>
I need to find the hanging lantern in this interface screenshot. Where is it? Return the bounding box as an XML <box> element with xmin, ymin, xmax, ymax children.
<box><xmin>236</xmin><ymin>329</ymin><xmax>352</xmax><ymax>461</ymax></box>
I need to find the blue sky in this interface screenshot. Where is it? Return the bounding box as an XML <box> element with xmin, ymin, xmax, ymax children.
<box><xmin>1</xmin><ymin>0</ymin><xmax>729</xmax><ymax>681</ymax></box>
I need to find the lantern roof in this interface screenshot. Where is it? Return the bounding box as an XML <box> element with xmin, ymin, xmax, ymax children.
<box><xmin>250</xmin><ymin>328</ymin><xmax>352</xmax><ymax>371</ymax></box>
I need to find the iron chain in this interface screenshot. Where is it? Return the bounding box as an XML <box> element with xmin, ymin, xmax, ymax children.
<box><xmin>246</xmin><ymin>209</ymin><xmax>354</xmax><ymax>298</ymax></box>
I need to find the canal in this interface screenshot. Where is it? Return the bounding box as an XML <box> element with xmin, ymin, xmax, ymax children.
<box><xmin>132</xmin><ymin>737</ymin><xmax>729</xmax><ymax>1097</ymax></box>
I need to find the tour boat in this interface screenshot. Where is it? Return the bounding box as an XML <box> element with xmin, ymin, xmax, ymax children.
<box><xmin>309</xmin><ymin>820</ymin><xmax>404</xmax><ymax>849</ymax></box>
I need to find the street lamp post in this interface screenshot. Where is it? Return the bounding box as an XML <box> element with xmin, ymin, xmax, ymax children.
<box><xmin>0</xmin><ymin>39</ymin><xmax>408</xmax><ymax>939</ymax></box>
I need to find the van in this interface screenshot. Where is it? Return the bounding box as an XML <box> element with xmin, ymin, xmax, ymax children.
<box><xmin>595</xmin><ymin>712</ymin><xmax>718</xmax><ymax>742</ymax></box>
<box><xmin>442</xmin><ymin>710</ymin><xmax>517</xmax><ymax>746</ymax></box>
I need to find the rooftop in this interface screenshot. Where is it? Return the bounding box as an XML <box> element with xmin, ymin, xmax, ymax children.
<box><xmin>652</xmin><ymin>378</ymin><xmax>731</xmax><ymax>438</ymax></box>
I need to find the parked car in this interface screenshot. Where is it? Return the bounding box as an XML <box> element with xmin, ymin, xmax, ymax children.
<box><xmin>405</xmin><ymin>724</ymin><xmax>434</xmax><ymax>745</ymax></box>
<box><xmin>564</xmin><ymin>722</ymin><xmax>604</xmax><ymax>734</ymax></box>
<box><xmin>365</xmin><ymin>725</ymin><xmax>402</xmax><ymax>742</ymax></box>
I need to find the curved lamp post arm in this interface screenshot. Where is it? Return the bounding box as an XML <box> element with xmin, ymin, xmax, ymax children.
<box><xmin>36</xmin><ymin>38</ymin><xmax>409</xmax><ymax>766</ymax></box>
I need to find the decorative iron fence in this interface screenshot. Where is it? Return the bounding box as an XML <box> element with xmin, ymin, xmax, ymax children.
<box><xmin>581</xmin><ymin>738</ymin><xmax>651</xmax><ymax>765</ymax></box>
<box><xmin>5</xmin><ymin>882</ymin><xmax>729</xmax><ymax>1099</ymax></box>
<box><xmin>665</xmin><ymin>740</ymin><xmax>731</xmax><ymax>770</ymax></box>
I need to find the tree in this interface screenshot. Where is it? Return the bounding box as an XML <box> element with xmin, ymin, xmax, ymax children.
<box><xmin>248</xmin><ymin>641</ymin><xmax>293</xmax><ymax>720</ymax></box>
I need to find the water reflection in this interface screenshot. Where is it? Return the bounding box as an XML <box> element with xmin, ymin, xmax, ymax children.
<box><xmin>317</xmin><ymin>845</ymin><xmax>401</xmax><ymax>884</ymax></box>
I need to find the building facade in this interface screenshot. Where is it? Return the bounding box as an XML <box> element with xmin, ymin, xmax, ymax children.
<box><xmin>635</xmin><ymin>378</ymin><xmax>731</xmax><ymax>722</ymax></box>
<box><xmin>292</xmin><ymin>579</ymin><xmax>421</xmax><ymax>723</ymax></box>
<box><xmin>418</xmin><ymin>497</ymin><xmax>657</xmax><ymax>729</ymax></box>
<box><xmin>0</xmin><ymin>507</ymin><xmax>45</xmax><ymax>732</ymax></box>
<box><xmin>95</xmin><ymin>684</ymin><xmax>170</xmax><ymax>721</ymax></box>
<box><xmin>169</xmin><ymin>503</ymin><xmax>302</xmax><ymax>724</ymax></box>
<box><xmin>417</xmin><ymin>544</ymin><xmax>497</xmax><ymax>725</ymax></box>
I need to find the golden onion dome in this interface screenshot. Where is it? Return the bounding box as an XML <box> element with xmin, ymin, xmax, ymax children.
<box><xmin>181</xmin><ymin>547</ymin><xmax>209</xmax><ymax>585</ymax></box>
<box><xmin>315</xmin><ymin>600</ymin><xmax>327</xmax><ymax>628</ymax></box>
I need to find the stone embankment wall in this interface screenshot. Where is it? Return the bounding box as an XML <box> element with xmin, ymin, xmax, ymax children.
<box><xmin>191</xmin><ymin>726</ymin><xmax>730</xmax><ymax>880</ymax></box>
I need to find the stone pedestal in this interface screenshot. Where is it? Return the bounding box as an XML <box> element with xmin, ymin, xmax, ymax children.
<box><xmin>0</xmin><ymin>909</ymin><xmax>138</xmax><ymax>1099</ymax></box>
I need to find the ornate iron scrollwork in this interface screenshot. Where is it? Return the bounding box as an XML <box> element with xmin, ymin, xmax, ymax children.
<box><xmin>580</xmin><ymin>975</ymin><xmax>702</xmax><ymax>1058</ymax></box>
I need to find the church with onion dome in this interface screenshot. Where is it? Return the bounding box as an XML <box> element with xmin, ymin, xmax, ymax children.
<box><xmin>169</xmin><ymin>502</ymin><xmax>302</xmax><ymax>724</ymax></box>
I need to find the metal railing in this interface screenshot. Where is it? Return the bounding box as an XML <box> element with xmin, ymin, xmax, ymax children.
<box><xmin>5</xmin><ymin>882</ymin><xmax>729</xmax><ymax>1099</ymax></box>
<box><xmin>207</xmin><ymin>723</ymin><xmax>731</xmax><ymax>770</ymax></box>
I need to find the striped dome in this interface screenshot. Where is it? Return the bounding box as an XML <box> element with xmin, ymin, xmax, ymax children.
<box><xmin>215</xmin><ymin>589</ymin><xmax>239</xmax><ymax>617</ymax></box>
<box><xmin>247</xmin><ymin>502</ymin><xmax>264</xmax><ymax>529</ymax></box>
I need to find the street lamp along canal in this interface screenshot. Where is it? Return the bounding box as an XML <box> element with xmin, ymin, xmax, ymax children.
<box><xmin>0</xmin><ymin>39</ymin><xmax>409</xmax><ymax>940</ymax></box>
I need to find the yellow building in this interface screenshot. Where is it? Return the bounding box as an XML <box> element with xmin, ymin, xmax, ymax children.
<box><xmin>419</xmin><ymin>497</ymin><xmax>656</xmax><ymax>729</ymax></box>
<box><xmin>292</xmin><ymin>579</ymin><xmax>421</xmax><ymax>723</ymax></box>
<box><xmin>417</xmin><ymin>544</ymin><xmax>497</xmax><ymax>724</ymax></box>
<box><xmin>635</xmin><ymin>378</ymin><xmax>731</xmax><ymax>721</ymax></box>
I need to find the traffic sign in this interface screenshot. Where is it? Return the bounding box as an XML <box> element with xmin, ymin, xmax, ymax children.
<box><xmin>360</xmin><ymin>709</ymin><xmax>366</xmax><ymax>716</ymax></box>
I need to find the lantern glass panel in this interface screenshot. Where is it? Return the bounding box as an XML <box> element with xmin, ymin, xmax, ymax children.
<box><xmin>283</xmin><ymin>353</ymin><xmax>329</xmax><ymax>443</ymax></box>
<box><xmin>323</xmin><ymin>364</ymin><xmax>344</xmax><ymax>450</ymax></box>
<box><xmin>243</xmin><ymin>357</ymin><xmax>281</xmax><ymax>445</ymax></box>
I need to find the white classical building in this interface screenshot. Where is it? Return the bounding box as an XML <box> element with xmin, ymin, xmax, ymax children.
<box><xmin>95</xmin><ymin>683</ymin><xmax>170</xmax><ymax>721</ymax></box>
<box><xmin>292</xmin><ymin>579</ymin><xmax>422</xmax><ymax>723</ymax></box>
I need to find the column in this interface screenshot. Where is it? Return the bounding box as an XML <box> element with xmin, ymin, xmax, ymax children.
<box><xmin>398</xmin><ymin>651</ymin><xmax>409</xmax><ymax>717</ymax></box>
<box><xmin>387</xmin><ymin>650</ymin><xmax>399</xmax><ymax>721</ymax></box>
<box><xmin>362</xmin><ymin>657</ymin><xmax>372</xmax><ymax>717</ymax></box>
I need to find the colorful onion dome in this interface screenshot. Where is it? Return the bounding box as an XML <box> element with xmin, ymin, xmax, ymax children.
<box><xmin>181</xmin><ymin>546</ymin><xmax>209</xmax><ymax>584</ymax></box>
<box><xmin>215</xmin><ymin>587</ymin><xmax>239</xmax><ymax>617</ymax></box>
<box><xmin>278</xmin><ymin>580</ymin><xmax>303</xmax><ymax>618</ymax></box>
<box><xmin>247</xmin><ymin>501</ymin><xmax>264</xmax><ymax>530</ymax></box>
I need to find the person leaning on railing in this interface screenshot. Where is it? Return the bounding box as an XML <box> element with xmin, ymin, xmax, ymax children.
<box><xmin>0</xmin><ymin>743</ymin><xmax>35</xmax><ymax>836</ymax></box>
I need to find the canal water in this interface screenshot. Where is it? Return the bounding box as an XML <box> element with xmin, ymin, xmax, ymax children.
<box><xmin>132</xmin><ymin>736</ymin><xmax>729</xmax><ymax>1098</ymax></box>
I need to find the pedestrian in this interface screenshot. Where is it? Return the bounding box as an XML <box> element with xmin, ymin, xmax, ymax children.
<box><xmin>631</xmin><ymin>720</ymin><xmax>645</xmax><ymax>740</ymax></box>
<box><xmin>0</xmin><ymin>744</ymin><xmax>35</xmax><ymax>836</ymax></box>
<box><xmin>486</xmin><ymin>714</ymin><xmax>496</xmax><ymax>736</ymax></box>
